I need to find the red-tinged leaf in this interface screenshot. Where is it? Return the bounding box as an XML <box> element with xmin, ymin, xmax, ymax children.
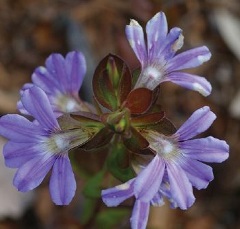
<box><xmin>105</xmin><ymin>54</ymin><xmax>132</xmax><ymax>104</ymax></box>
<box><xmin>95</xmin><ymin>69</ymin><xmax>118</xmax><ymax>111</ymax></box>
<box><xmin>93</xmin><ymin>56</ymin><xmax>118</xmax><ymax>111</ymax></box>
<box><xmin>70</xmin><ymin>111</ymin><xmax>103</xmax><ymax>128</ymax></box>
<box><xmin>144</xmin><ymin>87</ymin><xmax>161</xmax><ymax>113</ymax></box>
<box><xmin>57</xmin><ymin>114</ymin><xmax>84</xmax><ymax>130</ymax></box>
<box><xmin>132</xmin><ymin>112</ymin><xmax>165</xmax><ymax>127</ymax></box>
<box><xmin>81</xmin><ymin>127</ymin><xmax>114</xmax><ymax>150</ymax></box>
<box><xmin>148</xmin><ymin>103</ymin><xmax>163</xmax><ymax>113</ymax></box>
<box><xmin>124</xmin><ymin>88</ymin><xmax>153</xmax><ymax>114</ymax></box>
<box><xmin>58</xmin><ymin>115</ymin><xmax>101</xmax><ymax>147</ymax></box>
<box><xmin>154</xmin><ymin>118</ymin><xmax>177</xmax><ymax>135</ymax></box>
<box><xmin>106</xmin><ymin>55</ymin><xmax>119</xmax><ymax>88</ymax></box>
<box><xmin>118</xmin><ymin>63</ymin><xmax>132</xmax><ymax>105</ymax></box>
<box><xmin>136</xmin><ymin>118</ymin><xmax>177</xmax><ymax>136</ymax></box>
<box><xmin>123</xmin><ymin>127</ymin><xmax>149</xmax><ymax>152</ymax></box>
<box><xmin>93</xmin><ymin>54</ymin><xmax>132</xmax><ymax>111</ymax></box>
<box><xmin>151</xmin><ymin>86</ymin><xmax>160</xmax><ymax>106</ymax></box>
<box><xmin>93</xmin><ymin>96</ymin><xmax>104</xmax><ymax>115</ymax></box>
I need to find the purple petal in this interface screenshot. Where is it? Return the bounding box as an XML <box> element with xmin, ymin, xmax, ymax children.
<box><xmin>13</xmin><ymin>153</ymin><xmax>55</xmax><ymax>192</ymax></box>
<box><xmin>65</xmin><ymin>51</ymin><xmax>86</xmax><ymax>94</ymax></box>
<box><xmin>150</xmin><ymin>191</ymin><xmax>164</xmax><ymax>206</ymax></box>
<box><xmin>45</xmin><ymin>54</ymin><xmax>68</xmax><ymax>93</ymax></box>
<box><xmin>180</xmin><ymin>137</ymin><xmax>229</xmax><ymax>163</ymax></box>
<box><xmin>0</xmin><ymin>114</ymin><xmax>44</xmax><ymax>142</ymax></box>
<box><xmin>33</xmin><ymin>52</ymin><xmax>86</xmax><ymax>97</ymax></box>
<box><xmin>166</xmin><ymin>162</ymin><xmax>195</xmax><ymax>209</ymax></box>
<box><xmin>130</xmin><ymin>200</ymin><xmax>150</xmax><ymax>229</ymax></box>
<box><xmin>17</xmin><ymin>83</ymin><xmax>34</xmax><ymax>115</ymax></box>
<box><xmin>101</xmin><ymin>179</ymin><xmax>135</xmax><ymax>207</ymax></box>
<box><xmin>179</xmin><ymin>156</ymin><xmax>214</xmax><ymax>190</ymax></box>
<box><xmin>175</xmin><ymin>106</ymin><xmax>216</xmax><ymax>141</ymax></box>
<box><xmin>19</xmin><ymin>83</ymin><xmax>34</xmax><ymax>95</ymax></box>
<box><xmin>167</xmin><ymin>46</ymin><xmax>211</xmax><ymax>72</ymax></box>
<box><xmin>146</xmin><ymin>12</ymin><xmax>168</xmax><ymax>61</ymax></box>
<box><xmin>158</xmin><ymin>27</ymin><xmax>183</xmax><ymax>61</ymax></box>
<box><xmin>49</xmin><ymin>155</ymin><xmax>76</xmax><ymax>205</ymax></box>
<box><xmin>21</xmin><ymin>86</ymin><xmax>59</xmax><ymax>130</ymax></box>
<box><xmin>3</xmin><ymin>141</ymin><xmax>42</xmax><ymax>168</ymax></box>
<box><xmin>164</xmin><ymin>72</ymin><xmax>212</xmax><ymax>96</ymax></box>
<box><xmin>17</xmin><ymin>101</ymin><xmax>29</xmax><ymax>116</ymax></box>
<box><xmin>32</xmin><ymin>67</ymin><xmax>60</xmax><ymax>94</ymax></box>
<box><xmin>125</xmin><ymin>20</ymin><xmax>147</xmax><ymax>65</ymax></box>
<box><xmin>159</xmin><ymin>178</ymin><xmax>178</xmax><ymax>209</ymax></box>
<box><xmin>134</xmin><ymin>155</ymin><xmax>165</xmax><ymax>202</ymax></box>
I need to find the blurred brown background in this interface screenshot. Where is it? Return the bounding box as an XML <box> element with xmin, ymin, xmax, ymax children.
<box><xmin>0</xmin><ymin>0</ymin><xmax>240</xmax><ymax>228</ymax></box>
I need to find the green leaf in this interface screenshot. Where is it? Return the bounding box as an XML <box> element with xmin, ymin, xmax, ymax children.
<box><xmin>151</xmin><ymin>86</ymin><xmax>160</xmax><ymax>106</ymax></box>
<box><xmin>82</xmin><ymin>170</ymin><xmax>105</xmax><ymax>198</ymax></box>
<box><xmin>107</xmin><ymin>142</ymin><xmax>135</xmax><ymax>182</ymax></box>
<box><xmin>124</xmin><ymin>88</ymin><xmax>153</xmax><ymax>114</ymax></box>
<box><xmin>95</xmin><ymin>209</ymin><xmax>130</xmax><ymax>229</ymax></box>
<box><xmin>93</xmin><ymin>54</ymin><xmax>132</xmax><ymax>111</ymax></box>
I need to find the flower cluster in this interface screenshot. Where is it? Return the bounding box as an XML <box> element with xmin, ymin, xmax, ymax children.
<box><xmin>0</xmin><ymin>11</ymin><xmax>229</xmax><ymax>229</ymax></box>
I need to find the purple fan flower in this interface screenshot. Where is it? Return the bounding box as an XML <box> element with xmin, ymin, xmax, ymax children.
<box><xmin>18</xmin><ymin>51</ymin><xmax>93</xmax><ymax>117</ymax></box>
<box><xmin>126</xmin><ymin>12</ymin><xmax>212</xmax><ymax>96</ymax></box>
<box><xmin>0</xmin><ymin>86</ymin><xmax>88</xmax><ymax>205</ymax></box>
<box><xmin>102</xmin><ymin>106</ymin><xmax>229</xmax><ymax>229</ymax></box>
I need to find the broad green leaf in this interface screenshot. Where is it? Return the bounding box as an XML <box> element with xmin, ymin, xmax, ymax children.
<box><xmin>95</xmin><ymin>208</ymin><xmax>130</xmax><ymax>229</ymax></box>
